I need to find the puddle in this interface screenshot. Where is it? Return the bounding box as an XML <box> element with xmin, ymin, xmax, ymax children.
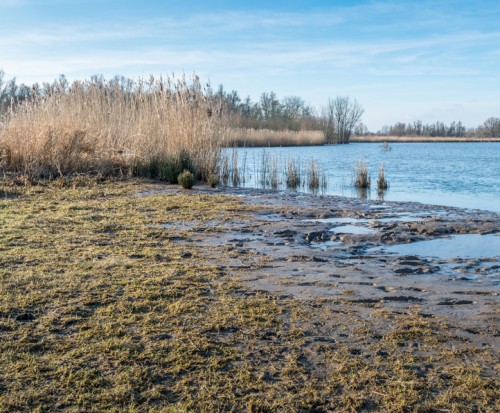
<box><xmin>372</xmin><ymin>234</ymin><xmax>500</xmax><ymax>260</ymax></box>
<box><xmin>329</xmin><ymin>225</ymin><xmax>376</xmax><ymax>235</ymax></box>
<box><xmin>310</xmin><ymin>240</ymin><xmax>342</xmax><ymax>250</ymax></box>
<box><xmin>306</xmin><ymin>214</ymin><xmax>423</xmax><ymax>225</ymax></box>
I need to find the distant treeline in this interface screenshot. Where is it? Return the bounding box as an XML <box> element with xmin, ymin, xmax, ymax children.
<box><xmin>1</xmin><ymin>71</ymin><xmax>499</xmax><ymax>140</ymax></box>
<box><xmin>367</xmin><ymin>119</ymin><xmax>500</xmax><ymax>138</ymax></box>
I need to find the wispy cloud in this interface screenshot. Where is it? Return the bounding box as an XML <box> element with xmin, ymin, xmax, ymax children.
<box><xmin>1</xmin><ymin>1</ymin><xmax>499</xmax><ymax>128</ymax></box>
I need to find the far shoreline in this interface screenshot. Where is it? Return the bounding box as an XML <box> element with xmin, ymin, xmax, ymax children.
<box><xmin>350</xmin><ymin>135</ymin><xmax>500</xmax><ymax>143</ymax></box>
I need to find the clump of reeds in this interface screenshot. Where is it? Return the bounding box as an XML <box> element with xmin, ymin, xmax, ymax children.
<box><xmin>230</xmin><ymin>147</ymin><xmax>240</xmax><ymax>186</ymax></box>
<box><xmin>0</xmin><ymin>74</ymin><xmax>227</xmax><ymax>183</ymax></box>
<box><xmin>377</xmin><ymin>162</ymin><xmax>389</xmax><ymax>193</ymax></box>
<box><xmin>354</xmin><ymin>159</ymin><xmax>370</xmax><ymax>189</ymax></box>
<box><xmin>259</xmin><ymin>151</ymin><xmax>270</xmax><ymax>187</ymax></box>
<box><xmin>307</xmin><ymin>160</ymin><xmax>320</xmax><ymax>192</ymax></box>
<box><xmin>285</xmin><ymin>158</ymin><xmax>301</xmax><ymax>190</ymax></box>
<box><xmin>270</xmin><ymin>157</ymin><xmax>280</xmax><ymax>189</ymax></box>
<box><xmin>207</xmin><ymin>174</ymin><xmax>218</xmax><ymax>188</ymax></box>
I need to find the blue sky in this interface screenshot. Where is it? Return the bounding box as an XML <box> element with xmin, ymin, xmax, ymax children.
<box><xmin>1</xmin><ymin>0</ymin><xmax>499</xmax><ymax>130</ymax></box>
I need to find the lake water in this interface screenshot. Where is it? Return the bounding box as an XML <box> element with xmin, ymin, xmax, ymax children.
<box><xmin>232</xmin><ymin>142</ymin><xmax>500</xmax><ymax>212</ymax></box>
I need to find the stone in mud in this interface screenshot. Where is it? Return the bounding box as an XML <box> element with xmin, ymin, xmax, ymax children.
<box><xmin>274</xmin><ymin>229</ymin><xmax>297</xmax><ymax>238</ymax></box>
<box><xmin>437</xmin><ymin>299</ymin><xmax>475</xmax><ymax>306</ymax></box>
<box><xmin>305</xmin><ymin>231</ymin><xmax>329</xmax><ymax>243</ymax></box>
<box><xmin>394</xmin><ymin>267</ymin><xmax>424</xmax><ymax>275</ymax></box>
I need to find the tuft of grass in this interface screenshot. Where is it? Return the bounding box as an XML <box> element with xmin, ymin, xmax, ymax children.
<box><xmin>354</xmin><ymin>159</ymin><xmax>370</xmax><ymax>189</ymax></box>
<box><xmin>178</xmin><ymin>169</ymin><xmax>195</xmax><ymax>189</ymax></box>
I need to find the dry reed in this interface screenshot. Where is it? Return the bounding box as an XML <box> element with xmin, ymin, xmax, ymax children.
<box><xmin>377</xmin><ymin>162</ymin><xmax>389</xmax><ymax>193</ymax></box>
<box><xmin>0</xmin><ymin>74</ymin><xmax>227</xmax><ymax>182</ymax></box>
<box><xmin>285</xmin><ymin>158</ymin><xmax>301</xmax><ymax>189</ymax></box>
<box><xmin>354</xmin><ymin>159</ymin><xmax>370</xmax><ymax>189</ymax></box>
<box><xmin>227</xmin><ymin>128</ymin><xmax>325</xmax><ymax>147</ymax></box>
<box><xmin>307</xmin><ymin>160</ymin><xmax>320</xmax><ymax>191</ymax></box>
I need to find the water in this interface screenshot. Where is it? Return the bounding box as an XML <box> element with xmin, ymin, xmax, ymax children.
<box><xmin>371</xmin><ymin>234</ymin><xmax>500</xmax><ymax>260</ymax></box>
<box><xmin>329</xmin><ymin>225</ymin><xmax>376</xmax><ymax>235</ymax></box>
<box><xmin>232</xmin><ymin>142</ymin><xmax>500</xmax><ymax>212</ymax></box>
<box><xmin>305</xmin><ymin>214</ymin><xmax>424</xmax><ymax>224</ymax></box>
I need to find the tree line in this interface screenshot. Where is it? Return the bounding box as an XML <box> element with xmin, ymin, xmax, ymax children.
<box><xmin>370</xmin><ymin>118</ymin><xmax>500</xmax><ymax>138</ymax></box>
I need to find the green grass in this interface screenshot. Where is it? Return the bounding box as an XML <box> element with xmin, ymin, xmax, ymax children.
<box><xmin>0</xmin><ymin>179</ymin><xmax>498</xmax><ymax>412</ymax></box>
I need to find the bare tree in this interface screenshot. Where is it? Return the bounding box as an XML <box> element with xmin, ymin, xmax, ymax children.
<box><xmin>323</xmin><ymin>97</ymin><xmax>364</xmax><ymax>144</ymax></box>
<box><xmin>482</xmin><ymin>117</ymin><xmax>500</xmax><ymax>137</ymax></box>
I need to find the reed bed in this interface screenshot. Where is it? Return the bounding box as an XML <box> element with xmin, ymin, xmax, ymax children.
<box><xmin>0</xmin><ymin>74</ymin><xmax>227</xmax><ymax>182</ymax></box>
<box><xmin>230</xmin><ymin>149</ymin><xmax>327</xmax><ymax>193</ymax></box>
<box><xmin>227</xmin><ymin>128</ymin><xmax>325</xmax><ymax>147</ymax></box>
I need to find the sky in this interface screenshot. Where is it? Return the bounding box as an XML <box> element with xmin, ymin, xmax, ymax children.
<box><xmin>1</xmin><ymin>0</ymin><xmax>499</xmax><ymax>131</ymax></box>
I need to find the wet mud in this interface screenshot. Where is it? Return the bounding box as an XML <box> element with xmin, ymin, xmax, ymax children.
<box><xmin>146</xmin><ymin>185</ymin><xmax>499</xmax><ymax>347</ymax></box>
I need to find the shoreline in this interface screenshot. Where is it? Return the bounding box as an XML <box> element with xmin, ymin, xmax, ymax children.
<box><xmin>351</xmin><ymin>136</ymin><xmax>500</xmax><ymax>143</ymax></box>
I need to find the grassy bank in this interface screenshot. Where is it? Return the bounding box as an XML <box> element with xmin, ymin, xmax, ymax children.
<box><xmin>351</xmin><ymin>135</ymin><xmax>500</xmax><ymax>143</ymax></box>
<box><xmin>0</xmin><ymin>179</ymin><xmax>498</xmax><ymax>411</ymax></box>
<box><xmin>0</xmin><ymin>75</ymin><xmax>226</xmax><ymax>183</ymax></box>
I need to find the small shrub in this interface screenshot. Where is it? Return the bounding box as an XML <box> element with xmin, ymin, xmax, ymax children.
<box><xmin>178</xmin><ymin>170</ymin><xmax>195</xmax><ymax>189</ymax></box>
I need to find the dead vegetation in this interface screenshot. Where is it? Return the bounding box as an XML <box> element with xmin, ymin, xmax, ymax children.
<box><xmin>0</xmin><ymin>74</ymin><xmax>226</xmax><ymax>183</ymax></box>
<box><xmin>227</xmin><ymin>128</ymin><xmax>325</xmax><ymax>147</ymax></box>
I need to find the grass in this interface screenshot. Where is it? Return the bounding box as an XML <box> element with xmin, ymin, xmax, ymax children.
<box><xmin>0</xmin><ymin>179</ymin><xmax>498</xmax><ymax>411</ymax></box>
<box><xmin>227</xmin><ymin>128</ymin><xmax>325</xmax><ymax>147</ymax></box>
<box><xmin>0</xmin><ymin>74</ymin><xmax>226</xmax><ymax>183</ymax></box>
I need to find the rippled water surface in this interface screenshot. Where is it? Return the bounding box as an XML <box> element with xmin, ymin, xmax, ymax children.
<box><xmin>234</xmin><ymin>142</ymin><xmax>500</xmax><ymax>212</ymax></box>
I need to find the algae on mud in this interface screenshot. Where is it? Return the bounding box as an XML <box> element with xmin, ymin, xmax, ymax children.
<box><xmin>0</xmin><ymin>179</ymin><xmax>498</xmax><ymax>412</ymax></box>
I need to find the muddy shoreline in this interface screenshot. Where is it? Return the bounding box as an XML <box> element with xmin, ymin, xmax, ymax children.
<box><xmin>145</xmin><ymin>184</ymin><xmax>499</xmax><ymax>345</ymax></box>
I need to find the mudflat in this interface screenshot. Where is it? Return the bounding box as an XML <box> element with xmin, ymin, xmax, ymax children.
<box><xmin>1</xmin><ymin>179</ymin><xmax>498</xmax><ymax>412</ymax></box>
